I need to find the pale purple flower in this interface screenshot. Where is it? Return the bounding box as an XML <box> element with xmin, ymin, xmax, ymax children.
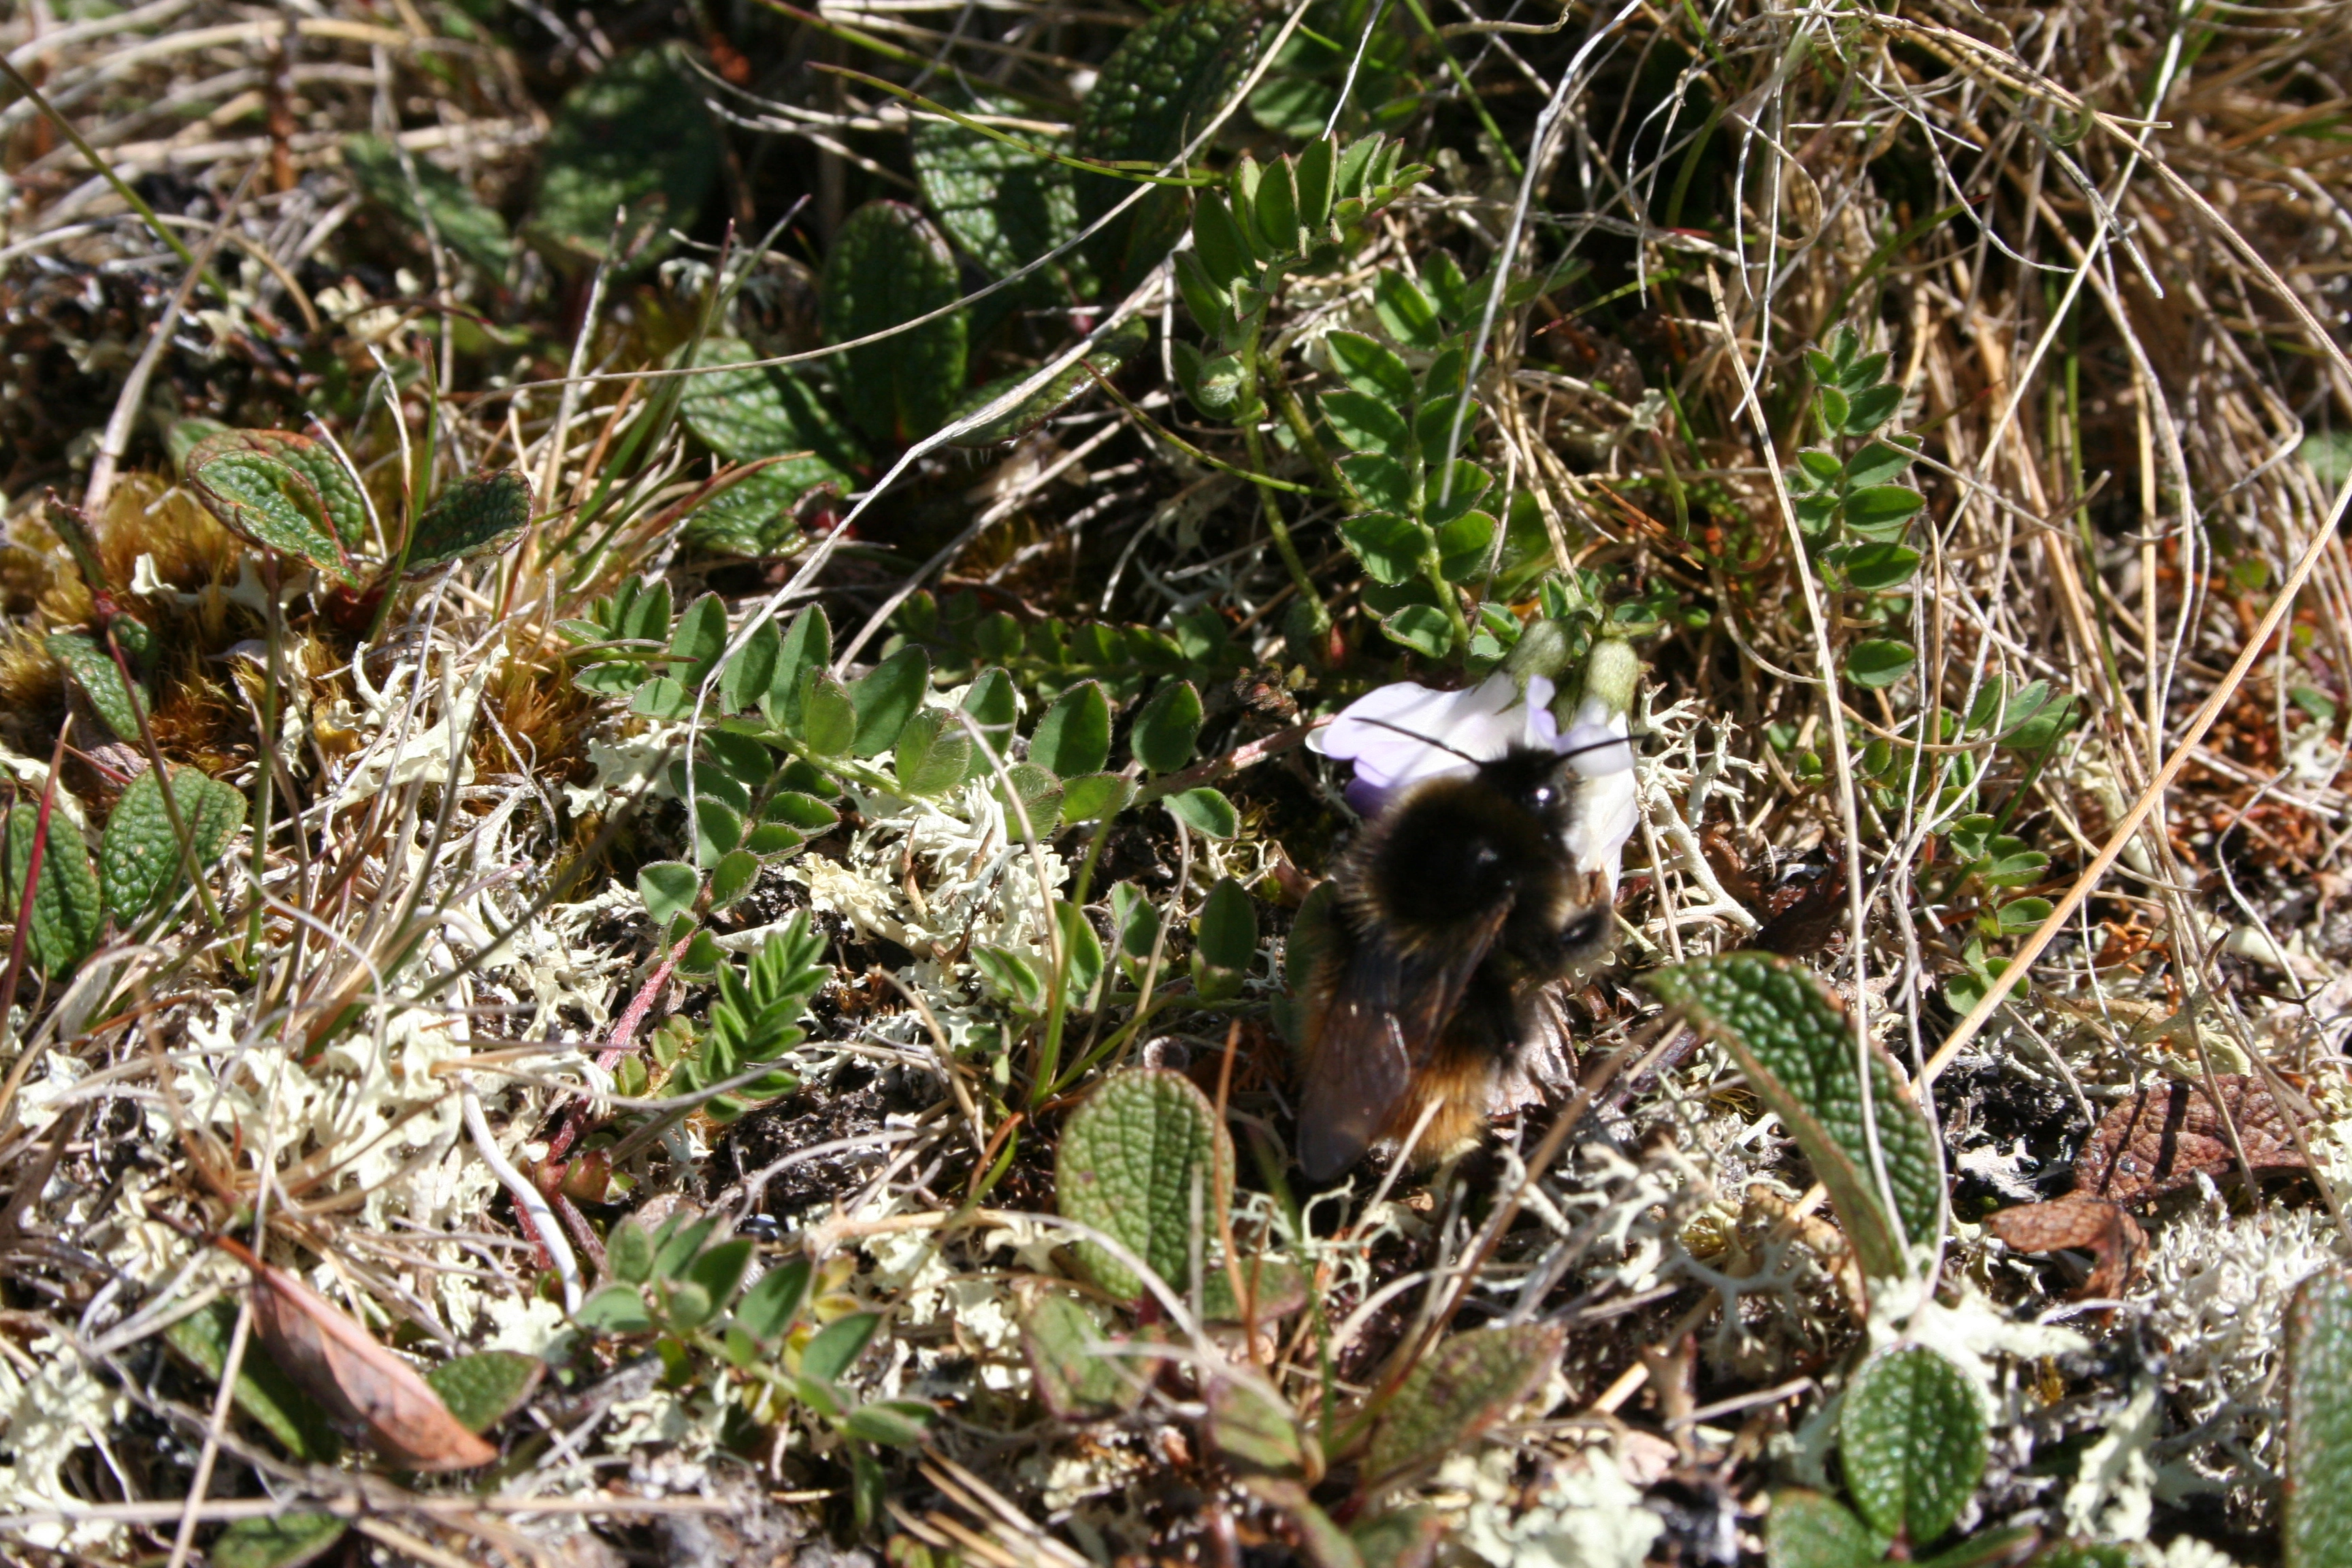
<box><xmin>1308</xmin><ymin>672</ymin><xmax>1639</xmax><ymax>890</ymax></box>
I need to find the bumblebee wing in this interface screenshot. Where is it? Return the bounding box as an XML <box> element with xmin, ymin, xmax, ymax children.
<box><xmin>1298</xmin><ymin>911</ymin><xmax>1506</xmax><ymax>1182</ymax></box>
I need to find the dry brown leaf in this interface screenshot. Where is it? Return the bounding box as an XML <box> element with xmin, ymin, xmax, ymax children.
<box><xmin>216</xmin><ymin>1235</ymin><xmax>499</xmax><ymax>1472</ymax></box>
<box><xmin>1986</xmin><ymin>1192</ymin><xmax>2149</xmax><ymax>1298</ymax></box>
<box><xmin>2074</xmin><ymin>1073</ymin><xmax>2303</xmax><ymax>1204</ymax></box>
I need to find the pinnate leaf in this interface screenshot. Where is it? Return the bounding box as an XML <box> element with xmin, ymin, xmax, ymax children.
<box><xmin>1056</xmin><ymin>1066</ymin><xmax>1233</xmax><ymax>1301</ymax></box>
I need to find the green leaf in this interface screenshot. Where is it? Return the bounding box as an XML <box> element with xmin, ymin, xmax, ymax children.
<box><xmin>99</xmin><ymin>765</ymin><xmax>246</xmax><ymax>926</ymax></box>
<box><xmin>823</xmin><ymin>201</ymin><xmax>969</xmax><ymax>447</ymax></box>
<box><xmin>1841</xmin><ymin>382</ymin><xmax>1904</xmax><ymax>434</ymax></box>
<box><xmin>1381</xmin><ymin>603</ymin><xmax>1455</xmax><ymax>657</ymax></box>
<box><xmin>912</xmin><ymin>90</ymin><xmax>1085</xmax><ymax>285</ymax></box>
<box><xmin>1844</xmin><ymin>438</ymin><xmax>1918</xmax><ymax>489</ymax></box>
<box><xmin>1325</xmin><ymin>330</ymin><xmax>1416</xmax><ymax>402</ymax></box>
<box><xmin>1192</xmin><ymin>188</ymin><xmax>1257</xmax><ymax>288</ymax></box>
<box><xmin>949</xmin><ymin>316</ymin><xmax>1151</xmax><ymax>447</ymax></box>
<box><xmin>423</xmin><ymin>1351</ymin><xmax>544</xmax><ymax>1434</ymax></box>
<box><xmin>1832</xmin><ymin>542</ymin><xmax>1921</xmax><ymax>591</ymax></box>
<box><xmin>766</xmin><ymin>606</ymin><xmax>833</xmax><ymax>730</ymax></box>
<box><xmin>165</xmin><ymin>1301</ymin><xmax>342</xmax><ymax>1463</ymax></box>
<box><xmin>1054</xmin><ymin>899</ymin><xmax>1107</xmax><ymax>1007</ymax></box>
<box><xmin>1765</xmin><ymin>1491</ymin><xmax>1888</xmax><ymax>1568</ymax></box>
<box><xmin>1435</xmin><ymin>510</ymin><xmax>1497</xmax><ymax>583</ymax></box>
<box><xmin>2289</xmin><ymin>1269</ymin><xmax>2352</xmax><ymax>1568</ymax></box>
<box><xmin>189</xmin><ymin>427</ymin><xmax>370</xmax><ymax>550</ymax></box>
<box><xmin>1362</xmin><ymin>1325</ymin><xmax>1563</xmax><ymax>1490</ymax></box>
<box><xmin>1199</xmin><ymin>1257</ymin><xmax>1307</xmax><ymax>1322</ymax></box>
<box><xmin>668</xmin><ymin>591</ymin><xmax>730</xmax><ymax>690</ymax></box>
<box><xmin>1320</xmin><ymin>389</ymin><xmax>1409</xmax><ymax>455</ymax></box>
<box><xmin>638</xmin><ymin>861</ymin><xmax>700</xmax><ymax>924</ymax></box>
<box><xmin>850</xmin><ymin>645</ymin><xmax>931</xmax><ymax>758</ymax></box>
<box><xmin>687</xmin><ymin>1239</ymin><xmax>755</xmax><ymax>1312</ymax></box>
<box><xmin>894</xmin><ymin>706</ymin><xmax>973</xmax><ymax>796</ymax></box>
<box><xmin>735</xmin><ymin>1258</ymin><xmax>813</xmax><ymax>1343</ymax></box>
<box><xmin>4</xmin><ymin>804</ymin><xmax>99</xmax><ymax>977</ymax></box>
<box><xmin>1072</xmin><ymin>0</ymin><xmax>1262</xmax><ymax>292</ymax></box>
<box><xmin>801</xmin><ymin>672</ymin><xmax>859</xmax><ymax>755</ymax></box>
<box><xmin>1840</xmin><ymin>1345</ymin><xmax>1985</xmax><ymax>1544</ymax></box>
<box><xmin>1912</xmin><ymin>1528</ymin><xmax>2040</xmax><ymax>1568</ymax></box>
<box><xmin>342</xmin><ymin>132</ymin><xmax>510</xmax><ymax>276</ymax></box>
<box><xmin>608</xmin><ymin>1218</ymin><xmax>655</xmax><ymax>1284</ymax></box>
<box><xmin>1058</xmin><ymin>772</ymin><xmax>1136</xmax><ymax>826</ymax></box>
<box><xmin>801</xmin><ymin>1311</ymin><xmax>881</xmax><ymax>1386</ymax></box>
<box><xmin>1162</xmin><ymin>785</ymin><xmax>1238</xmax><ymax>840</ymax></box>
<box><xmin>996</xmin><ymin>762</ymin><xmax>1064</xmax><ymax>834</ymax></box>
<box><xmin>843</xmin><ymin>1399</ymin><xmax>934</xmax><ymax>1446</ymax></box>
<box><xmin>1336</xmin><ymin>511</ymin><xmax>1431</xmax><ymax>587</ymax></box>
<box><xmin>659</xmin><ymin>1278</ymin><xmax>715</xmax><ymax>1328</ymax></box>
<box><xmin>211</xmin><ymin>1513</ymin><xmax>349</xmax><ymax>1568</ymax></box>
<box><xmin>1993</xmin><ymin>897</ymin><xmax>2053</xmax><ymax>936</ymax></box>
<box><xmin>721</xmin><ymin>620</ymin><xmax>782</xmax><ymax>715</ymax></box>
<box><xmin>185</xmin><ymin>438</ymin><xmax>357</xmax><ymax>583</ymax></box>
<box><xmin>1643</xmin><ymin>953</ymin><xmax>1942</xmax><ymax>1279</ymax></box>
<box><xmin>1056</xmin><ymin>1066</ymin><xmax>1234</xmax><ymax>1301</ymax></box>
<box><xmin>1976</xmin><ymin>838</ymin><xmax>2049</xmax><ymax>889</ymax></box>
<box><xmin>530</xmin><ymin>46</ymin><xmax>719</xmax><ymax>274</ymax></box>
<box><xmin>1021</xmin><ymin>1293</ymin><xmax>1152</xmax><ymax>1420</ymax></box>
<box><xmin>651</xmin><ymin>1215</ymin><xmax>718</xmax><ymax>1279</ymax></box>
<box><xmin>764</xmin><ymin>791</ymin><xmax>841</xmax><ymax>832</ymax></box>
<box><xmin>960</xmin><ymin>667</ymin><xmax>1019</xmax><ymax>769</ymax></box>
<box><xmin>1845</xmin><ymin>639</ymin><xmax>1917</xmax><ymax>689</ymax></box>
<box><xmin>1253</xmin><ymin>157</ymin><xmax>1299</xmax><ymax>256</ymax></box>
<box><xmin>1030</xmin><ymin>680</ymin><xmax>1113</xmax><ymax>777</ymax></box>
<box><xmin>1843</xmin><ymin>485</ymin><xmax>1926</xmax><ymax>538</ymax></box>
<box><xmin>46</xmin><ymin>631</ymin><xmax>145</xmax><ymax>740</ymax></box>
<box><xmin>1110</xmin><ymin>881</ymin><xmax>1160</xmax><ymax>980</ymax></box>
<box><xmin>1130</xmin><ymin>680</ymin><xmax>1203</xmax><ymax>773</ymax></box>
<box><xmin>406</xmin><ymin>470</ymin><xmax>534</xmax><ymax>572</ymax></box>
<box><xmin>1373</xmin><ymin>269</ymin><xmax>1443</xmax><ymax>351</ymax></box>
<box><xmin>1193</xmin><ymin>876</ymin><xmax>1256</xmax><ymax>972</ymax></box>
<box><xmin>974</xmin><ymin>944</ymin><xmax>1046</xmax><ymax>1012</ymax></box>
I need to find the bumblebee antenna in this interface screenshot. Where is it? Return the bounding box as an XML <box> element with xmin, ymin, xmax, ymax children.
<box><xmin>1343</xmin><ymin>716</ymin><xmax>1645</xmax><ymax>768</ymax></box>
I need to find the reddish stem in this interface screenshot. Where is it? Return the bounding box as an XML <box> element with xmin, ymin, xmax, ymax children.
<box><xmin>0</xmin><ymin>718</ymin><xmax>75</xmax><ymax>1019</ymax></box>
<box><xmin>543</xmin><ymin>934</ymin><xmax>685</xmax><ymax>1164</ymax></box>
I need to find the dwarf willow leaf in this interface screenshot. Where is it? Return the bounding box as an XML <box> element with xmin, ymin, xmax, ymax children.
<box><xmin>894</xmin><ymin>706</ymin><xmax>972</xmax><ymax>796</ymax></box>
<box><xmin>1765</xmin><ymin>1491</ymin><xmax>1887</xmax><ymax>1568</ymax></box>
<box><xmin>2288</xmin><ymin>1268</ymin><xmax>2352</xmax><ymax>1568</ymax></box>
<box><xmin>343</xmin><ymin>133</ymin><xmax>511</xmax><ymax>276</ymax></box>
<box><xmin>1022</xmin><ymin>1293</ymin><xmax>1152</xmax><ymax>1420</ymax></box>
<box><xmin>912</xmin><ymin>91</ymin><xmax>1084</xmax><ymax>284</ymax></box>
<box><xmin>100</xmin><ymin>765</ymin><xmax>245</xmax><ymax>926</ymax></box>
<box><xmin>1840</xmin><ymin>1345</ymin><xmax>1984</xmax><ymax>1546</ymax></box>
<box><xmin>46</xmin><ymin>631</ymin><xmax>145</xmax><ymax>740</ymax></box>
<box><xmin>531</xmin><ymin>47</ymin><xmax>719</xmax><ymax>273</ymax></box>
<box><xmin>4</xmin><ymin>805</ymin><xmax>99</xmax><ymax>977</ymax></box>
<box><xmin>1363</xmin><ymin>1325</ymin><xmax>1563</xmax><ymax>1490</ymax></box>
<box><xmin>406</xmin><ymin>470</ymin><xmax>533</xmax><ymax>571</ymax></box>
<box><xmin>423</xmin><ymin>1352</ymin><xmax>543</xmax><ymax>1435</ymax></box>
<box><xmin>1846</xmin><ymin>639</ymin><xmax>1916</xmax><ymax>689</ymax></box>
<box><xmin>1644</xmin><ymin>953</ymin><xmax>1942</xmax><ymax>1279</ymax></box>
<box><xmin>1072</xmin><ymin>0</ymin><xmax>1262</xmax><ymax>292</ymax></box>
<box><xmin>1056</xmin><ymin>1067</ymin><xmax>1234</xmax><ymax>1300</ymax></box>
<box><xmin>823</xmin><ymin>202</ymin><xmax>968</xmax><ymax>447</ymax></box>
<box><xmin>951</xmin><ymin>316</ymin><xmax>1152</xmax><ymax>448</ymax></box>
<box><xmin>186</xmin><ymin>441</ymin><xmax>357</xmax><ymax>583</ymax></box>
<box><xmin>165</xmin><ymin>1301</ymin><xmax>341</xmax><ymax>1463</ymax></box>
